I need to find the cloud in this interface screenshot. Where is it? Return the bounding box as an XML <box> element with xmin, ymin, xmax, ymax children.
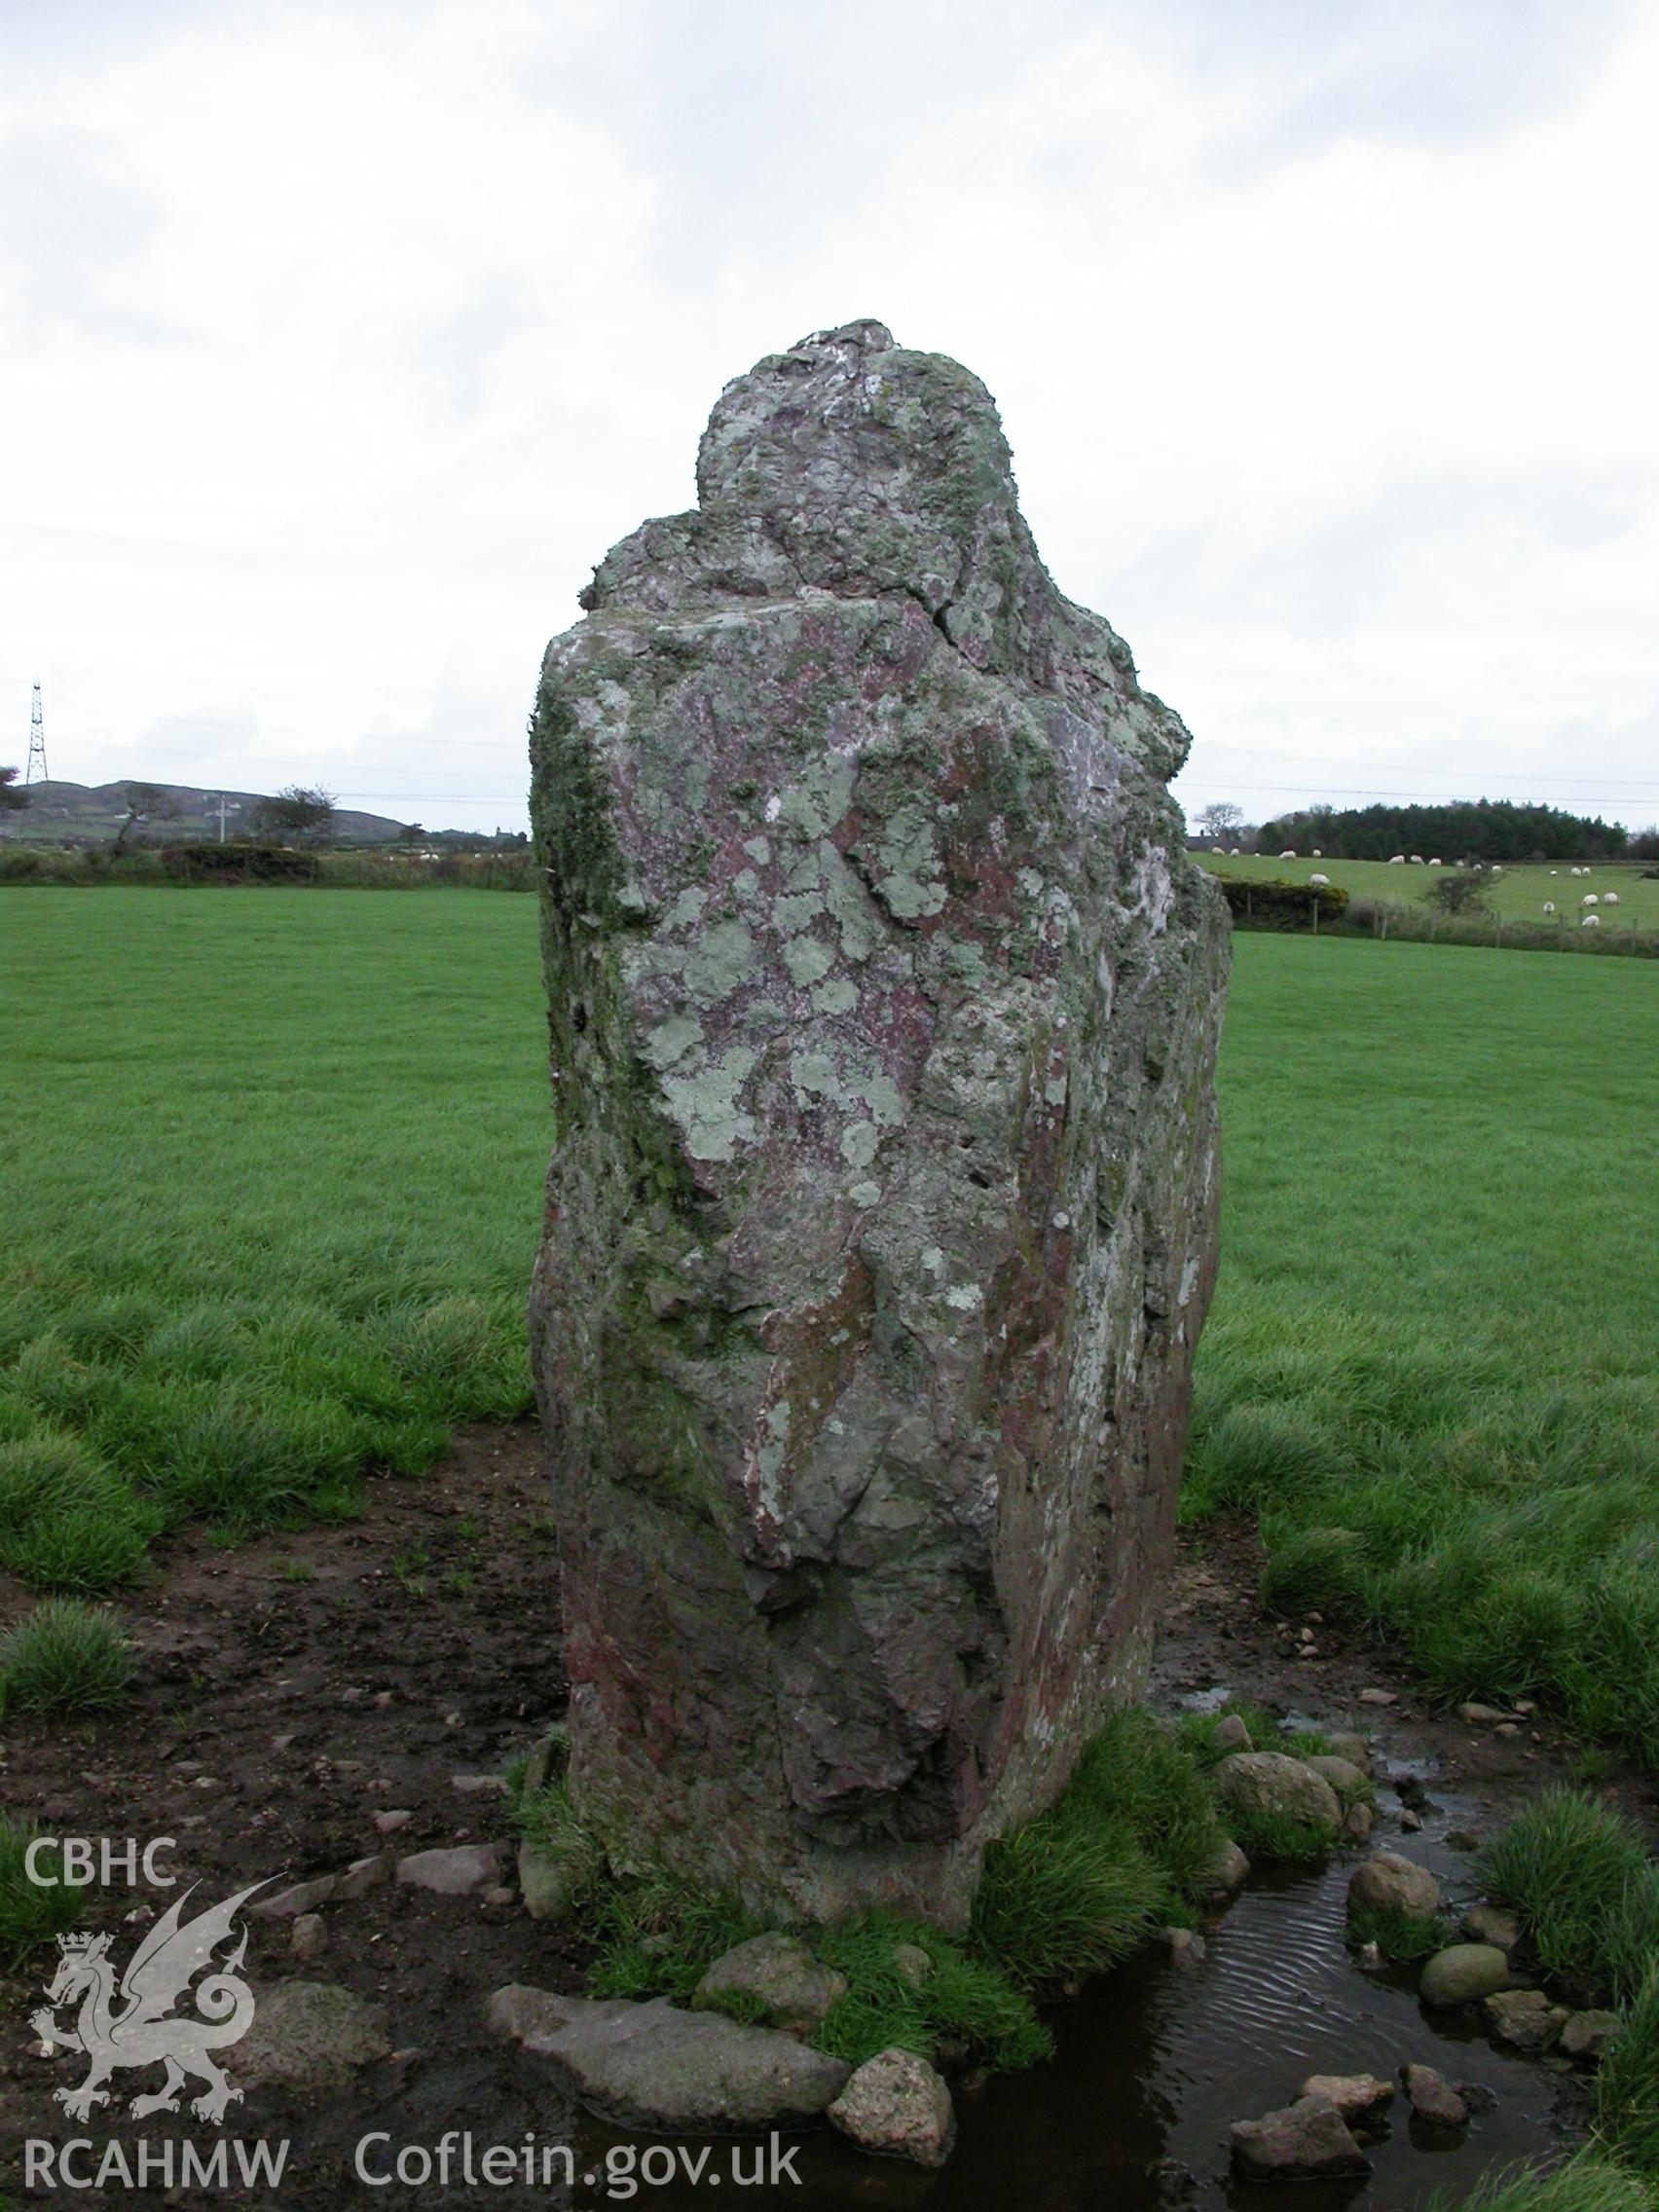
<box><xmin>0</xmin><ymin>0</ymin><xmax>1654</xmax><ymax>833</ymax></box>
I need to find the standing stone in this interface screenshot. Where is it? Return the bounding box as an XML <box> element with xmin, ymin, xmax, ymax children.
<box><xmin>529</xmin><ymin>320</ymin><xmax>1229</xmax><ymax>1921</ymax></box>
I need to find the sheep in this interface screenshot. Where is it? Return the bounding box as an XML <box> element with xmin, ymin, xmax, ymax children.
<box><xmin>1583</xmin><ymin>913</ymin><xmax>1602</xmax><ymax>929</ymax></box>
<box><xmin>1604</xmin><ymin>891</ymin><xmax>1620</xmax><ymax>905</ymax></box>
<box><xmin>1388</xmin><ymin>854</ymin><xmax>1406</xmax><ymax>865</ymax></box>
<box><xmin>1230</xmin><ymin>847</ymin><xmax>1242</xmax><ymax>856</ymax></box>
<box><xmin>1309</xmin><ymin>872</ymin><xmax>1330</xmax><ymax>886</ymax></box>
<box><xmin>1411</xmin><ymin>853</ymin><xmax>1424</xmax><ymax>865</ymax></box>
<box><xmin>1429</xmin><ymin>857</ymin><xmax>1443</xmax><ymax>866</ymax></box>
<box><xmin>1312</xmin><ymin>848</ymin><xmax>1323</xmax><ymax>858</ymax></box>
<box><xmin>1492</xmin><ymin>865</ymin><xmax>1503</xmax><ymax>874</ymax></box>
<box><xmin>1279</xmin><ymin>849</ymin><xmax>1297</xmax><ymax>861</ymax></box>
<box><xmin>1583</xmin><ymin>893</ymin><xmax>1600</xmax><ymax>906</ymax></box>
<box><xmin>1543</xmin><ymin>902</ymin><xmax>1556</xmax><ymax>914</ymax></box>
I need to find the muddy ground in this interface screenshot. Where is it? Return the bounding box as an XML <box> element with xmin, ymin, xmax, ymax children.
<box><xmin>2</xmin><ymin>1426</ymin><xmax>1652</xmax><ymax>2207</ymax></box>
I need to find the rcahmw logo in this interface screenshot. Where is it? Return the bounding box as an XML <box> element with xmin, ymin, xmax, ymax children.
<box><xmin>25</xmin><ymin>1869</ymin><xmax>291</xmax><ymax>2191</ymax></box>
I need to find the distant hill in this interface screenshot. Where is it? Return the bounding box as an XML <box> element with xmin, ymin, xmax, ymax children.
<box><xmin>1</xmin><ymin>780</ymin><xmax>410</xmax><ymax>848</ymax></box>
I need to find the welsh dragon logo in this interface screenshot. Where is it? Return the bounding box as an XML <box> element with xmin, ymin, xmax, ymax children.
<box><xmin>31</xmin><ymin>1882</ymin><xmax>268</xmax><ymax>2125</ymax></box>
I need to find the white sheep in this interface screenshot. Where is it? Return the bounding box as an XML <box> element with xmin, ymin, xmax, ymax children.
<box><xmin>1583</xmin><ymin>913</ymin><xmax>1602</xmax><ymax>929</ymax></box>
<box><xmin>1429</xmin><ymin>857</ymin><xmax>1443</xmax><ymax>866</ymax></box>
<box><xmin>1492</xmin><ymin>865</ymin><xmax>1503</xmax><ymax>874</ymax></box>
<box><xmin>1550</xmin><ymin>869</ymin><xmax>1559</xmax><ymax>875</ymax></box>
<box><xmin>1604</xmin><ymin>891</ymin><xmax>1620</xmax><ymax>905</ymax></box>
<box><xmin>1312</xmin><ymin>848</ymin><xmax>1323</xmax><ymax>858</ymax></box>
<box><xmin>1279</xmin><ymin>849</ymin><xmax>1297</xmax><ymax>861</ymax></box>
<box><xmin>1411</xmin><ymin>853</ymin><xmax>1424</xmax><ymax>865</ymax></box>
<box><xmin>1543</xmin><ymin>902</ymin><xmax>1556</xmax><ymax>914</ymax></box>
<box><xmin>1309</xmin><ymin>872</ymin><xmax>1329</xmax><ymax>886</ymax></box>
<box><xmin>1388</xmin><ymin>854</ymin><xmax>1406</xmax><ymax>865</ymax></box>
<box><xmin>1230</xmin><ymin>847</ymin><xmax>1242</xmax><ymax>856</ymax></box>
<box><xmin>1583</xmin><ymin>893</ymin><xmax>1600</xmax><ymax>906</ymax></box>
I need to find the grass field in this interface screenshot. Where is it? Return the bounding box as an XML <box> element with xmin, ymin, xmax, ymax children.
<box><xmin>2</xmin><ymin>891</ymin><xmax>1657</xmax><ymax>1767</ymax></box>
<box><xmin>1187</xmin><ymin>935</ymin><xmax>1659</xmax><ymax>1760</ymax></box>
<box><xmin>0</xmin><ymin>890</ymin><xmax>545</xmax><ymax>1588</ymax></box>
<box><xmin>1196</xmin><ymin>851</ymin><xmax>1659</xmax><ymax>934</ymax></box>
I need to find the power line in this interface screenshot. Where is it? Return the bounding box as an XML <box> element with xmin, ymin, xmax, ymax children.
<box><xmin>25</xmin><ymin>682</ymin><xmax>47</xmax><ymax>784</ymax></box>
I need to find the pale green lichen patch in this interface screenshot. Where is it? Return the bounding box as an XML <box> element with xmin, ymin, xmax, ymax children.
<box><xmin>776</xmin><ymin>756</ymin><xmax>856</xmax><ymax>839</ymax></box>
<box><xmin>643</xmin><ymin>1012</ymin><xmax>705</xmax><ymax>1070</ymax></box>
<box><xmin>784</xmin><ymin>936</ymin><xmax>835</xmax><ymax>987</ymax></box>
<box><xmin>866</xmin><ymin>801</ymin><xmax>946</xmax><ymax>921</ymax></box>
<box><xmin>840</xmin><ymin>1121</ymin><xmax>879</xmax><ymax>1167</ymax></box>
<box><xmin>682</xmin><ymin>921</ymin><xmax>760</xmax><ymax>1004</ymax></box>
<box><xmin>774</xmin><ymin>892</ymin><xmax>827</xmax><ymax>937</ymax></box>
<box><xmin>810</xmin><ymin>977</ymin><xmax>859</xmax><ymax>1016</ymax></box>
<box><xmin>661</xmin><ymin>1047</ymin><xmax>758</xmax><ymax>1161</ymax></box>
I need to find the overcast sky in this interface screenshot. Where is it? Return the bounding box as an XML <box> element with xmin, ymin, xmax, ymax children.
<box><xmin>3</xmin><ymin>0</ymin><xmax>1656</xmax><ymax>835</ymax></box>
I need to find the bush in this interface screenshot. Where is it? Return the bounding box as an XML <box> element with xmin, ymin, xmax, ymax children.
<box><xmin>1219</xmin><ymin>877</ymin><xmax>1349</xmax><ymax>932</ymax></box>
<box><xmin>1597</xmin><ymin>1972</ymin><xmax>1659</xmax><ymax>2178</ymax></box>
<box><xmin>1429</xmin><ymin>868</ymin><xmax>1495</xmax><ymax>916</ymax></box>
<box><xmin>0</xmin><ymin>1597</ymin><xmax>131</xmax><ymax>1715</ymax></box>
<box><xmin>162</xmin><ymin>842</ymin><xmax>320</xmax><ymax>884</ymax></box>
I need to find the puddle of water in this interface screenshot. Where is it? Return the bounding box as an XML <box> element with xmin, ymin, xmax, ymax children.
<box><xmin>571</xmin><ymin>1804</ymin><xmax>1576</xmax><ymax>2212</ymax></box>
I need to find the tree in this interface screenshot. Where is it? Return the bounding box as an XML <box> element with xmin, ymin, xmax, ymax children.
<box><xmin>110</xmin><ymin>782</ymin><xmax>176</xmax><ymax>854</ymax></box>
<box><xmin>1196</xmin><ymin>801</ymin><xmax>1244</xmax><ymax>844</ymax></box>
<box><xmin>1</xmin><ymin>765</ymin><xmax>27</xmax><ymax>814</ymax></box>
<box><xmin>1428</xmin><ymin>867</ymin><xmax>1493</xmax><ymax>917</ymax></box>
<box><xmin>396</xmin><ymin>821</ymin><xmax>426</xmax><ymax>850</ymax></box>
<box><xmin>250</xmin><ymin>785</ymin><xmax>337</xmax><ymax>847</ymax></box>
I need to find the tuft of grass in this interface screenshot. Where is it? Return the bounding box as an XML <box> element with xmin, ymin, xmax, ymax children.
<box><xmin>0</xmin><ymin>1598</ymin><xmax>132</xmax><ymax>1716</ymax></box>
<box><xmin>0</xmin><ymin>1431</ymin><xmax>156</xmax><ymax>1592</ymax></box>
<box><xmin>0</xmin><ymin>1811</ymin><xmax>89</xmax><ymax>1967</ymax></box>
<box><xmin>1597</xmin><ymin>1972</ymin><xmax>1659</xmax><ymax>2179</ymax></box>
<box><xmin>972</xmin><ymin>1710</ymin><xmax>1226</xmax><ymax>1983</ymax></box>
<box><xmin>1259</xmin><ymin>1524</ymin><xmax>1370</xmax><ymax>1618</ymax></box>
<box><xmin>1427</xmin><ymin>2154</ymin><xmax>1654</xmax><ymax>2212</ymax></box>
<box><xmin>1222</xmin><ymin>1808</ymin><xmax>1335</xmax><ymax>1862</ymax></box>
<box><xmin>1348</xmin><ymin>1899</ymin><xmax>1452</xmax><ymax>1963</ymax></box>
<box><xmin>1477</xmin><ymin>1788</ymin><xmax>1659</xmax><ymax>2006</ymax></box>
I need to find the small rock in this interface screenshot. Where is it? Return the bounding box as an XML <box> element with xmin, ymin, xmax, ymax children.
<box><xmin>1231</xmin><ymin>2098</ymin><xmax>1371</xmax><ymax>2180</ymax></box>
<box><xmin>1446</xmin><ymin>1827</ymin><xmax>1480</xmax><ymax>1852</ymax></box>
<box><xmin>1460</xmin><ymin>1903</ymin><xmax>1520</xmax><ymax>1951</ymax></box>
<box><xmin>1400</xmin><ymin>1809</ymin><xmax>1422</xmax><ymax>1832</ymax></box>
<box><xmin>271</xmin><ymin>1733</ymin><xmax>298</xmax><ymax>1751</ymax></box>
<box><xmin>334</xmin><ymin>1853</ymin><xmax>387</xmax><ymax>1901</ymax></box>
<box><xmin>829</xmin><ymin>2047</ymin><xmax>955</xmax><ymax>2167</ymax></box>
<box><xmin>1458</xmin><ymin>1702</ymin><xmax>1507</xmax><ymax>1725</ymax></box>
<box><xmin>1355</xmin><ymin>1940</ymin><xmax>1383</xmax><ymax>1972</ymax></box>
<box><xmin>1494</xmin><ymin>1722</ymin><xmax>1523</xmax><ymax>1740</ymax></box>
<box><xmin>451</xmin><ymin>1773</ymin><xmax>508</xmax><ymax>1795</ymax></box>
<box><xmin>1359</xmin><ymin>1688</ymin><xmax>1396</xmax><ymax>1707</ymax></box>
<box><xmin>1348</xmin><ymin>1851</ymin><xmax>1440</xmax><ymax>1921</ymax></box>
<box><xmin>1212</xmin><ymin>1714</ymin><xmax>1253</xmax><ymax>1752</ymax></box>
<box><xmin>1419</xmin><ymin>1944</ymin><xmax>1512</xmax><ymax>2009</ymax></box>
<box><xmin>1325</xmin><ymin>1733</ymin><xmax>1371</xmax><ymax>1769</ymax></box>
<box><xmin>1300</xmin><ymin>2074</ymin><xmax>1393</xmax><ymax>2121</ymax></box>
<box><xmin>374</xmin><ymin>1809</ymin><xmax>415</xmax><ymax>1835</ymax></box>
<box><xmin>519</xmin><ymin>1838</ymin><xmax>589</xmax><ymax>1925</ymax></box>
<box><xmin>250</xmin><ymin>1874</ymin><xmax>338</xmax><ymax>1919</ymax></box>
<box><xmin>1213</xmin><ymin>1753</ymin><xmax>1342</xmax><ymax>1840</ymax></box>
<box><xmin>1485</xmin><ymin>1989</ymin><xmax>1568</xmax><ymax>2052</ymax></box>
<box><xmin>483</xmin><ymin>1884</ymin><xmax>516</xmax><ymax>1907</ymax></box>
<box><xmin>395</xmin><ymin>1843</ymin><xmax>503</xmax><ymax>1897</ymax></box>
<box><xmin>235</xmin><ymin>1981</ymin><xmax>390</xmax><ymax>2096</ymax></box>
<box><xmin>290</xmin><ymin>1913</ymin><xmax>328</xmax><ymax>1963</ymax></box>
<box><xmin>1560</xmin><ymin>2010</ymin><xmax>1622</xmax><ymax>2064</ymax></box>
<box><xmin>1343</xmin><ymin>1802</ymin><xmax>1375</xmax><ymax>1843</ymax></box>
<box><xmin>892</xmin><ymin>1943</ymin><xmax>934</xmax><ymax>1991</ymax></box>
<box><xmin>694</xmin><ymin>1933</ymin><xmax>847</xmax><ymax>2037</ymax></box>
<box><xmin>1197</xmin><ymin>1837</ymin><xmax>1250</xmax><ymax>1896</ymax></box>
<box><xmin>1401</xmin><ymin>2063</ymin><xmax>1468</xmax><ymax>2128</ymax></box>
<box><xmin>1306</xmin><ymin>1755</ymin><xmax>1369</xmax><ymax>1801</ymax></box>
<box><xmin>1514</xmin><ymin>1700</ymin><xmax>1536</xmax><ymax>1717</ymax></box>
<box><xmin>1162</xmin><ymin>1928</ymin><xmax>1206</xmax><ymax>1970</ymax></box>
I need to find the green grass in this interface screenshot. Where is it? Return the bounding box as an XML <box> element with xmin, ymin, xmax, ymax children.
<box><xmin>0</xmin><ymin>1812</ymin><xmax>88</xmax><ymax>1967</ymax></box>
<box><xmin>1597</xmin><ymin>1972</ymin><xmax>1659</xmax><ymax>2180</ymax></box>
<box><xmin>1477</xmin><ymin>1790</ymin><xmax>1659</xmax><ymax>2008</ymax></box>
<box><xmin>1184</xmin><ymin>936</ymin><xmax>1659</xmax><ymax>1762</ymax></box>
<box><xmin>0</xmin><ymin>890</ymin><xmax>547</xmax><ymax>1587</ymax></box>
<box><xmin>0</xmin><ymin>1598</ymin><xmax>131</xmax><ymax>1716</ymax></box>
<box><xmin>971</xmin><ymin>1710</ymin><xmax>1226</xmax><ymax>1976</ymax></box>
<box><xmin>1198</xmin><ymin>852</ymin><xmax>1659</xmax><ymax>935</ymax></box>
<box><xmin>1431</xmin><ymin>2155</ymin><xmax>1654</xmax><ymax>2212</ymax></box>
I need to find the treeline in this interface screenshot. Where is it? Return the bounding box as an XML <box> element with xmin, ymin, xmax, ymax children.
<box><xmin>1252</xmin><ymin>800</ymin><xmax>1634</xmax><ymax>864</ymax></box>
<box><xmin>0</xmin><ymin>843</ymin><xmax>537</xmax><ymax>892</ymax></box>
